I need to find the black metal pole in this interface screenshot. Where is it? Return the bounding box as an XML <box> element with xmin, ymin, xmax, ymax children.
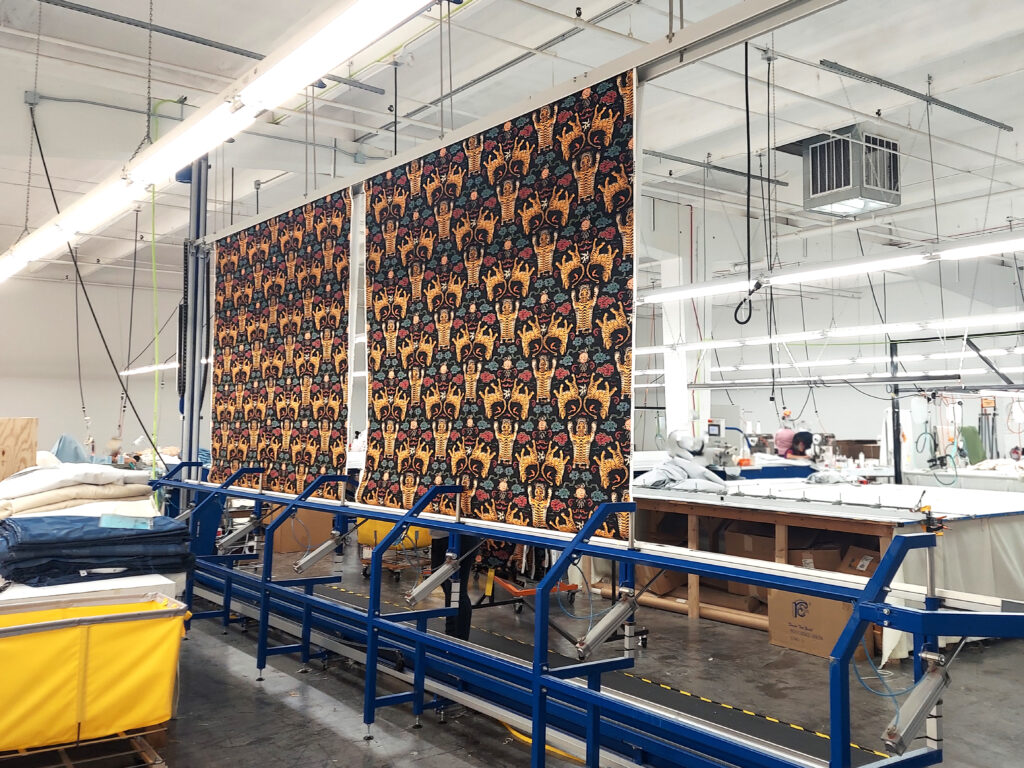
<box><xmin>891</xmin><ymin>340</ymin><xmax>902</xmax><ymax>484</ymax></box>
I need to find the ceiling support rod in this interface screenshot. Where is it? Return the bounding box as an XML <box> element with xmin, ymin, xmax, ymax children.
<box><xmin>965</xmin><ymin>338</ymin><xmax>1016</xmax><ymax>385</ymax></box>
<box><xmin>36</xmin><ymin>0</ymin><xmax>386</xmax><ymax>95</ymax></box>
<box><xmin>818</xmin><ymin>58</ymin><xmax>1013</xmax><ymax>132</ymax></box>
<box><xmin>644</xmin><ymin>148</ymin><xmax>788</xmax><ymax>186</ymax></box>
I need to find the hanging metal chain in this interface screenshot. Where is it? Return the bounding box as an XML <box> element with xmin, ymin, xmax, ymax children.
<box><xmin>128</xmin><ymin>0</ymin><xmax>155</xmax><ymax>161</ymax></box>
<box><xmin>18</xmin><ymin>5</ymin><xmax>44</xmax><ymax>242</ymax></box>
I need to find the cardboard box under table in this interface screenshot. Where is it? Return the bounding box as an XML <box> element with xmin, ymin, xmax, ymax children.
<box><xmin>0</xmin><ymin>592</ymin><xmax>187</xmax><ymax>751</ymax></box>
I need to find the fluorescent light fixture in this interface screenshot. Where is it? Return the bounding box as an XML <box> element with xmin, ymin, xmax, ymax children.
<box><xmin>741</xmin><ymin>330</ymin><xmax>824</xmax><ymax>346</ymax></box>
<box><xmin>709</xmin><ymin>348</ymin><xmax>1022</xmax><ymax>376</ymax></box>
<box><xmin>938</xmin><ymin>237</ymin><xmax>1024</xmax><ymax>262</ymax></box>
<box><xmin>692</xmin><ymin>373</ymin><xmax>961</xmax><ymax>390</ymax></box>
<box><xmin>131</xmin><ymin>106</ymin><xmax>258</xmax><ymax>187</ymax></box>
<box><xmin>638</xmin><ymin>235</ymin><xmax>1024</xmax><ymax>306</ymax></box>
<box><xmin>797</xmin><ymin>358</ymin><xmax>851</xmax><ymax>368</ymax></box>
<box><xmin>928</xmin><ymin>348</ymin><xmax>1006</xmax><ymax>360</ymax></box>
<box><xmin>640</xmin><ymin>279</ymin><xmax>754</xmax><ymax>305</ymax></box>
<box><xmin>681</xmin><ymin>311</ymin><xmax>1024</xmax><ymax>353</ymax></box>
<box><xmin>926</xmin><ymin>312</ymin><xmax>1024</xmax><ymax>331</ymax></box>
<box><xmin>767</xmin><ymin>254</ymin><xmax>926</xmax><ymax>287</ymax></box>
<box><xmin>635</xmin><ymin>345</ymin><xmax>673</xmax><ymax>356</ymax></box>
<box><xmin>827</xmin><ymin>322</ymin><xmax>921</xmax><ymax>338</ymax></box>
<box><xmin>121</xmin><ymin>362</ymin><xmax>179</xmax><ymax>376</ymax></box>
<box><xmin>0</xmin><ymin>0</ymin><xmax>429</xmax><ymax>281</ymax></box>
<box><xmin>926</xmin><ymin>368</ymin><xmax>985</xmax><ymax>377</ymax></box>
<box><xmin>240</xmin><ymin>0</ymin><xmax>428</xmax><ymax>113</ymax></box>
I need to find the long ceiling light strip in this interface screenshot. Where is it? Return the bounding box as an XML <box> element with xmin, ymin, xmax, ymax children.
<box><xmin>689</xmin><ymin>374</ymin><xmax>963</xmax><ymax>391</ymax></box>
<box><xmin>0</xmin><ymin>0</ymin><xmax>430</xmax><ymax>283</ymax></box>
<box><xmin>639</xmin><ymin>236</ymin><xmax>1024</xmax><ymax>305</ymax></box>
<box><xmin>120</xmin><ymin>362</ymin><xmax>179</xmax><ymax>377</ymax></box>
<box><xmin>672</xmin><ymin>311</ymin><xmax>1024</xmax><ymax>353</ymax></box>
<box><xmin>697</xmin><ymin>366</ymin><xmax>1024</xmax><ymax>389</ymax></box>
<box><xmin>710</xmin><ymin>347</ymin><xmax>1018</xmax><ymax>372</ymax></box>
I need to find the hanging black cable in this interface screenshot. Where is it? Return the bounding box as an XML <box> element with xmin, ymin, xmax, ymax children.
<box><xmin>29</xmin><ymin>106</ymin><xmax>166</xmax><ymax>470</ymax></box>
<box><xmin>127</xmin><ymin>307</ymin><xmax>177</xmax><ymax>368</ymax></box>
<box><xmin>126</xmin><ymin>209</ymin><xmax>140</xmax><ymax>368</ymax></box>
<box><xmin>72</xmin><ymin>270</ymin><xmax>90</xmax><ymax>446</ymax></box>
<box><xmin>734</xmin><ymin>42</ymin><xmax>758</xmax><ymax>325</ymax></box>
<box><xmin>118</xmin><ymin>207</ymin><xmax>141</xmax><ymax>439</ymax></box>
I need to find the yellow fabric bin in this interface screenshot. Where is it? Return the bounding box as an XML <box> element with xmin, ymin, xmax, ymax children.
<box><xmin>0</xmin><ymin>592</ymin><xmax>187</xmax><ymax>751</ymax></box>
<box><xmin>356</xmin><ymin>518</ymin><xmax>433</xmax><ymax>551</ymax></box>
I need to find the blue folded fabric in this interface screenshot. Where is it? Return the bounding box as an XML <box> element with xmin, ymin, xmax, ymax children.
<box><xmin>2</xmin><ymin>554</ymin><xmax>195</xmax><ymax>587</ymax></box>
<box><xmin>0</xmin><ymin>515</ymin><xmax>187</xmax><ymax>549</ymax></box>
<box><xmin>0</xmin><ymin>515</ymin><xmax>192</xmax><ymax>587</ymax></box>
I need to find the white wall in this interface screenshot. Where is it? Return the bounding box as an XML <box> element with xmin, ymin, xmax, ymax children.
<box><xmin>0</xmin><ymin>277</ymin><xmax>186</xmax><ymax>451</ymax></box>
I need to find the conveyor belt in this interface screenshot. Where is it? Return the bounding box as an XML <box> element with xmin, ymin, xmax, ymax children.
<box><xmin>314</xmin><ymin>584</ymin><xmax>887</xmax><ymax>766</ymax></box>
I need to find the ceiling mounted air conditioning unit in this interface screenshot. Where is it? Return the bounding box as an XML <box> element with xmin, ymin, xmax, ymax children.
<box><xmin>803</xmin><ymin>124</ymin><xmax>900</xmax><ymax>217</ymax></box>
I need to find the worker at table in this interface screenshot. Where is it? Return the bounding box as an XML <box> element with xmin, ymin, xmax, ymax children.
<box><xmin>773</xmin><ymin>427</ymin><xmax>795</xmax><ymax>457</ymax></box>
<box><xmin>786</xmin><ymin>431</ymin><xmax>814</xmax><ymax>459</ymax></box>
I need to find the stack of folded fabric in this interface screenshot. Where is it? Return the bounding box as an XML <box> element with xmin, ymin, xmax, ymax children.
<box><xmin>0</xmin><ymin>463</ymin><xmax>154</xmax><ymax>519</ymax></box>
<box><xmin>0</xmin><ymin>516</ymin><xmax>192</xmax><ymax>587</ymax></box>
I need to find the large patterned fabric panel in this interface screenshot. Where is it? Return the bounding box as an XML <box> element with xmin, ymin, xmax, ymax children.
<box><xmin>360</xmin><ymin>73</ymin><xmax>634</xmax><ymax>538</ymax></box>
<box><xmin>211</xmin><ymin>191</ymin><xmax>352</xmax><ymax>497</ymax></box>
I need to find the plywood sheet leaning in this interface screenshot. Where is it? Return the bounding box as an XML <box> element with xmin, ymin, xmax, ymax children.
<box><xmin>359</xmin><ymin>72</ymin><xmax>635</xmax><ymax>539</ymax></box>
<box><xmin>211</xmin><ymin>191</ymin><xmax>352</xmax><ymax>498</ymax></box>
<box><xmin>0</xmin><ymin>418</ymin><xmax>37</xmax><ymax>481</ymax></box>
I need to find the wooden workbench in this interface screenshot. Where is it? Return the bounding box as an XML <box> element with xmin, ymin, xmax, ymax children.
<box><xmin>633</xmin><ymin>487</ymin><xmax>920</xmax><ymax>620</ymax></box>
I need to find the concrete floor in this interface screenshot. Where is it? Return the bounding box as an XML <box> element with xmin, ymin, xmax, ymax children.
<box><xmin>164</xmin><ymin>545</ymin><xmax>1022</xmax><ymax>767</ymax></box>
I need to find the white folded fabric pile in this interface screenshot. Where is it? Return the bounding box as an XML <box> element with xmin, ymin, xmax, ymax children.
<box><xmin>0</xmin><ymin>464</ymin><xmax>154</xmax><ymax>519</ymax></box>
<box><xmin>633</xmin><ymin>455</ymin><xmax>728</xmax><ymax>493</ymax></box>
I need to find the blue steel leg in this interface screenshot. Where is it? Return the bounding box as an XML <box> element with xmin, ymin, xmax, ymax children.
<box><xmin>586</xmin><ymin>671</ymin><xmax>602</xmax><ymax>767</ymax></box>
<box><xmin>222</xmin><ymin>571</ymin><xmax>233</xmax><ymax>633</ymax></box>
<box><xmin>829</xmin><ymin>534</ymin><xmax>936</xmax><ymax>768</ymax></box>
<box><xmin>412</xmin><ymin>616</ymin><xmax>428</xmax><ymax>727</ymax></box>
<box><xmin>363</xmin><ymin>486</ymin><xmax>462</xmax><ymax>738</ymax></box>
<box><xmin>181</xmin><ymin>481</ymin><xmax>228</xmax><ymax>620</ymax></box>
<box><xmin>301</xmin><ymin>582</ymin><xmax>315</xmax><ymax>667</ymax></box>
<box><xmin>530</xmin><ymin>502</ymin><xmax>632</xmax><ymax>767</ymax></box>
<box><xmin>257</xmin><ymin>474</ymin><xmax>347</xmax><ymax>679</ymax></box>
<box><xmin>256</xmin><ymin>579</ymin><xmax>272</xmax><ymax>680</ymax></box>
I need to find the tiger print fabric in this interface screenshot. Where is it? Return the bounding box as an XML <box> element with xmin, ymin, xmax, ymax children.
<box><xmin>359</xmin><ymin>73</ymin><xmax>634</xmax><ymax>539</ymax></box>
<box><xmin>210</xmin><ymin>190</ymin><xmax>351</xmax><ymax>498</ymax></box>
